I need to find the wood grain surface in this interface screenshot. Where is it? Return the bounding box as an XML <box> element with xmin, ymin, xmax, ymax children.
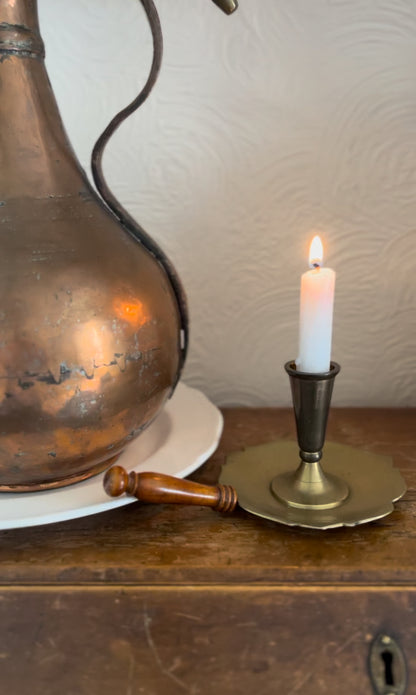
<box><xmin>0</xmin><ymin>408</ymin><xmax>413</xmax><ymax>586</ymax></box>
<box><xmin>0</xmin><ymin>408</ymin><xmax>415</xmax><ymax>694</ymax></box>
<box><xmin>1</xmin><ymin>586</ymin><xmax>415</xmax><ymax>695</ymax></box>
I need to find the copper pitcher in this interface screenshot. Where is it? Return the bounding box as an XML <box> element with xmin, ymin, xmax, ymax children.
<box><xmin>0</xmin><ymin>0</ymin><xmax>194</xmax><ymax>491</ymax></box>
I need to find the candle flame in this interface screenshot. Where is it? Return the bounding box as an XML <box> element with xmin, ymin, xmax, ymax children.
<box><xmin>309</xmin><ymin>235</ymin><xmax>323</xmax><ymax>268</ymax></box>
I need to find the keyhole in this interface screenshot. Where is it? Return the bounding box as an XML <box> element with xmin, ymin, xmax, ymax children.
<box><xmin>381</xmin><ymin>649</ymin><xmax>395</xmax><ymax>687</ymax></box>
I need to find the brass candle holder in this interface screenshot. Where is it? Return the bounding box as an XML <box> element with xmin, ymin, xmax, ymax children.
<box><xmin>271</xmin><ymin>361</ymin><xmax>349</xmax><ymax>511</ymax></box>
<box><xmin>220</xmin><ymin>360</ymin><xmax>407</xmax><ymax>529</ymax></box>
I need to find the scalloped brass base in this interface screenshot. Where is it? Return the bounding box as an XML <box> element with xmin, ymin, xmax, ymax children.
<box><xmin>220</xmin><ymin>440</ymin><xmax>407</xmax><ymax>530</ymax></box>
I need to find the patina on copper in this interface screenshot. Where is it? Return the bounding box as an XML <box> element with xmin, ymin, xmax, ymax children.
<box><xmin>0</xmin><ymin>0</ymin><xmax>189</xmax><ymax>491</ymax></box>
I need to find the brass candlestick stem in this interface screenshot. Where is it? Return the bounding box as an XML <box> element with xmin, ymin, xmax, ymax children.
<box><xmin>220</xmin><ymin>360</ymin><xmax>407</xmax><ymax>529</ymax></box>
<box><xmin>270</xmin><ymin>361</ymin><xmax>349</xmax><ymax>510</ymax></box>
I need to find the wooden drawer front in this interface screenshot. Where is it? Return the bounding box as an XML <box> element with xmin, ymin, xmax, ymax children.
<box><xmin>0</xmin><ymin>586</ymin><xmax>413</xmax><ymax>694</ymax></box>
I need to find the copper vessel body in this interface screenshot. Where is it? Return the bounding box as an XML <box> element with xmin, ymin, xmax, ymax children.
<box><xmin>0</xmin><ymin>1</ymin><xmax>183</xmax><ymax>490</ymax></box>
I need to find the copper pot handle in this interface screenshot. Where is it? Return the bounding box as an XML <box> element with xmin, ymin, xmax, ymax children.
<box><xmin>90</xmin><ymin>1</ymin><xmax>238</xmax><ymax>382</ymax></box>
<box><xmin>91</xmin><ymin>0</ymin><xmax>188</xmax><ymax>383</ymax></box>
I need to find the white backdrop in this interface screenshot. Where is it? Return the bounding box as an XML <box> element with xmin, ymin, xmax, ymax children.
<box><xmin>39</xmin><ymin>0</ymin><xmax>416</xmax><ymax>406</ymax></box>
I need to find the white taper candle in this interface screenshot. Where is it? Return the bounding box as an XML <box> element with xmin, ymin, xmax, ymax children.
<box><xmin>296</xmin><ymin>236</ymin><xmax>335</xmax><ymax>374</ymax></box>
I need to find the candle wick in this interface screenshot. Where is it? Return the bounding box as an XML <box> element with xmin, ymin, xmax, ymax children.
<box><xmin>312</xmin><ymin>262</ymin><xmax>321</xmax><ymax>269</ymax></box>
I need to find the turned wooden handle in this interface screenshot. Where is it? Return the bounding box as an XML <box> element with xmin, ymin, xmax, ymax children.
<box><xmin>103</xmin><ymin>465</ymin><xmax>238</xmax><ymax>513</ymax></box>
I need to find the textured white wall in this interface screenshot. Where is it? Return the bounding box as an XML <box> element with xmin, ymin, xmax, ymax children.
<box><xmin>39</xmin><ymin>0</ymin><xmax>416</xmax><ymax>406</ymax></box>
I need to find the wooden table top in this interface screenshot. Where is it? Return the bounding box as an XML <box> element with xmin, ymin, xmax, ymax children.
<box><xmin>0</xmin><ymin>407</ymin><xmax>414</xmax><ymax>587</ymax></box>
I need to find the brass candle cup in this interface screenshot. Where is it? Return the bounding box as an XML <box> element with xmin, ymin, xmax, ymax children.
<box><xmin>270</xmin><ymin>361</ymin><xmax>349</xmax><ymax>510</ymax></box>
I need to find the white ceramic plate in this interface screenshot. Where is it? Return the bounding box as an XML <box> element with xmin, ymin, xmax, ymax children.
<box><xmin>0</xmin><ymin>383</ymin><xmax>223</xmax><ymax>530</ymax></box>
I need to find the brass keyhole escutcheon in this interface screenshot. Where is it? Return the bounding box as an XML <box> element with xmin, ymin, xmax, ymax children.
<box><xmin>369</xmin><ymin>634</ymin><xmax>407</xmax><ymax>695</ymax></box>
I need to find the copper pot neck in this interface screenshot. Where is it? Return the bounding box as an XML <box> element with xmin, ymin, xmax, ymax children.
<box><xmin>0</xmin><ymin>0</ymin><xmax>44</xmax><ymax>59</ymax></box>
